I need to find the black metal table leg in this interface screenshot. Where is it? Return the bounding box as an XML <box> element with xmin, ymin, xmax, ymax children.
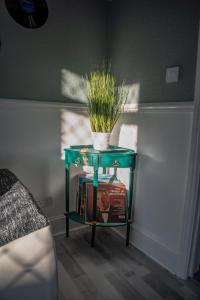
<box><xmin>91</xmin><ymin>163</ymin><xmax>98</xmax><ymax>247</ymax></box>
<box><xmin>65</xmin><ymin>167</ymin><xmax>70</xmax><ymax>238</ymax></box>
<box><xmin>91</xmin><ymin>186</ymin><xmax>97</xmax><ymax>247</ymax></box>
<box><xmin>126</xmin><ymin>223</ymin><xmax>130</xmax><ymax>247</ymax></box>
<box><xmin>91</xmin><ymin>225</ymin><xmax>96</xmax><ymax>247</ymax></box>
<box><xmin>66</xmin><ymin>214</ymin><xmax>69</xmax><ymax>238</ymax></box>
<box><xmin>126</xmin><ymin>167</ymin><xmax>134</xmax><ymax>246</ymax></box>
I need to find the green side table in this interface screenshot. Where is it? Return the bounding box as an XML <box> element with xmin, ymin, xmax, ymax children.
<box><xmin>64</xmin><ymin>145</ymin><xmax>137</xmax><ymax>247</ymax></box>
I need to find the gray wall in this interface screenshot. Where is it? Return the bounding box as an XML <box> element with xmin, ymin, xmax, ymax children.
<box><xmin>110</xmin><ymin>0</ymin><xmax>200</xmax><ymax>102</ymax></box>
<box><xmin>0</xmin><ymin>0</ymin><xmax>199</xmax><ymax>103</ymax></box>
<box><xmin>0</xmin><ymin>0</ymin><xmax>107</xmax><ymax>102</ymax></box>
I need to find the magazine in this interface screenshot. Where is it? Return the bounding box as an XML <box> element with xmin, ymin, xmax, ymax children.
<box><xmin>77</xmin><ymin>174</ymin><xmax>120</xmax><ymax>216</ymax></box>
<box><xmin>84</xmin><ymin>175</ymin><xmax>127</xmax><ymax>223</ymax></box>
<box><xmin>77</xmin><ymin>174</ymin><xmax>128</xmax><ymax>223</ymax></box>
<box><xmin>86</xmin><ymin>182</ymin><xmax>127</xmax><ymax>223</ymax></box>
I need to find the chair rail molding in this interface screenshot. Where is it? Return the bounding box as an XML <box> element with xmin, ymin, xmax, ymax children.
<box><xmin>0</xmin><ymin>97</ymin><xmax>194</xmax><ymax>113</ymax></box>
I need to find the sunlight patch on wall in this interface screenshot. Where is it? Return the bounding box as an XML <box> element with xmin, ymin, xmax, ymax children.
<box><xmin>118</xmin><ymin>124</ymin><xmax>138</xmax><ymax>152</ymax></box>
<box><xmin>123</xmin><ymin>82</ymin><xmax>140</xmax><ymax>112</ymax></box>
<box><xmin>61</xmin><ymin>69</ymin><xmax>87</xmax><ymax>103</ymax></box>
<box><xmin>60</xmin><ymin>109</ymin><xmax>92</xmax><ymax>160</ymax></box>
<box><xmin>117</xmin><ymin>124</ymin><xmax>138</xmax><ymax>187</ymax></box>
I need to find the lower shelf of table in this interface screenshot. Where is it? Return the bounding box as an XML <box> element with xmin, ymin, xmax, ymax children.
<box><xmin>64</xmin><ymin>211</ymin><xmax>129</xmax><ymax>227</ymax></box>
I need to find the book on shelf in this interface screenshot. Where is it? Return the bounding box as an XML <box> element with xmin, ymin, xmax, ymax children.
<box><xmin>77</xmin><ymin>174</ymin><xmax>93</xmax><ymax>216</ymax></box>
<box><xmin>77</xmin><ymin>174</ymin><xmax>127</xmax><ymax>223</ymax></box>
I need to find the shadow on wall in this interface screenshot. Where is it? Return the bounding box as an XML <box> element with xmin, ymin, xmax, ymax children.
<box><xmin>60</xmin><ymin>109</ymin><xmax>92</xmax><ymax>160</ymax></box>
<box><xmin>61</xmin><ymin>69</ymin><xmax>87</xmax><ymax>104</ymax></box>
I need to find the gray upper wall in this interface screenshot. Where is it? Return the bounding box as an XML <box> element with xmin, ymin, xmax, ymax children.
<box><xmin>0</xmin><ymin>0</ymin><xmax>107</xmax><ymax>103</ymax></box>
<box><xmin>0</xmin><ymin>0</ymin><xmax>199</xmax><ymax>103</ymax></box>
<box><xmin>110</xmin><ymin>0</ymin><xmax>200</xmax><ymax>103</ymax></box>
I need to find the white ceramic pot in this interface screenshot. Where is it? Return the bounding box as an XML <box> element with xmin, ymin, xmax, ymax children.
<box><xmin>92</xmin><ymin>132</ymin><xmax>111</xmax><ymax>151</ymax></box>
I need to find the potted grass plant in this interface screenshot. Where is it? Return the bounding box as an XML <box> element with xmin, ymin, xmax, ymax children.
<box><xmin>85</xmin><ymin>65</ymin><xmax>127</xmax><ymax>150</ymax></box>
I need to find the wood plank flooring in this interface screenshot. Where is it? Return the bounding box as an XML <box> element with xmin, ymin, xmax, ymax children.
<box><xmin>55</xmin><ymin>228</ymin><xmax>200</xmax><ymax>300</ymax></box>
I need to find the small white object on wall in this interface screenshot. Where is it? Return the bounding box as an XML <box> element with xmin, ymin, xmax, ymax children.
<box><xmin>166</xmin><ymin>66</ymin><xmax>180</xmax><ymax>83</ymax></box>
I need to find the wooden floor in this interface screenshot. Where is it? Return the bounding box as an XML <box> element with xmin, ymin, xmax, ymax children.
<box><xmin>55</xmin><ymin>227</ymin><xmax>200</xmax><ymax>300</ymax></box>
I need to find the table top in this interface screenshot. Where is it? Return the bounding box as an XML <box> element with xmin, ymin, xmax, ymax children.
<box><xmin>64</xmin><ymin>145</ymin><xmax>136</xmax><ymax>169</ymax></box>
<box><xmin>64</xmin><ymin>145</ymin><xmax>135</xmax><ymax>156</ymax></box>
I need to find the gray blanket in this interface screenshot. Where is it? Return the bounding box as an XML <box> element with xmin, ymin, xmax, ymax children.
<box><xmin>0</xmin><ymin>169</ymin><xmax>49</xmax><ymax>247</ymax></box>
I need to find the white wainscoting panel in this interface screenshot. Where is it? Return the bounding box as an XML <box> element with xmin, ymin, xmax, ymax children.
<box><xmin>0</xmin><ymin>98</ymin><xmax>193</xmax><ymax>277</ymax></box>
<box><xmin>112</xmin><ymin>102</ymin><xmax>193</xmax><ymax>276</ymax></box>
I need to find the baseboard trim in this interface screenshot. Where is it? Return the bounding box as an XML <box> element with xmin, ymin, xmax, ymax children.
<box><xmin>112</xmin><ymin>224</ymin><xmax>178</xmax><ymax>275</ymax></box>
<box><xmin>52</xmin><ymin>225</ymin><xmax>87</xmax><ymax>237</ymax></box>
<box><xmin>49</xmin><ymin>214</ymin><xmax>66</xmax><ymax>222</ymax></box>
<box><xmin>49</xmin><ymin>214</ymin><xmax>87</xmax><ymax>237</ymax></box>
<box><xmin>0</xmin><ymin>98</ymin><xmax>87</xmax><ymax>111</ymax></box>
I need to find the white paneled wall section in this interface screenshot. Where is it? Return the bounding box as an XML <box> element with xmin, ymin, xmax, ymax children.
<box><xmin>0</xmin><ymin>99</ymin><xmax>193</xmax><ymax>277</ymax></box>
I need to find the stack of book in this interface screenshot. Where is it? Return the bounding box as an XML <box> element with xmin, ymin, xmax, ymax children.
<box><xmin>76</xmin><ymin>174</ymin><xmax>128</xmax><ymax>224</ymax></box>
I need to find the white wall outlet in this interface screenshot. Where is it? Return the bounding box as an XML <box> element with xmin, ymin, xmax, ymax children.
<box><xmin>166</xmin><ymin>66</ymin><xmax>180</xmax><ymax>83</ymax></box>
